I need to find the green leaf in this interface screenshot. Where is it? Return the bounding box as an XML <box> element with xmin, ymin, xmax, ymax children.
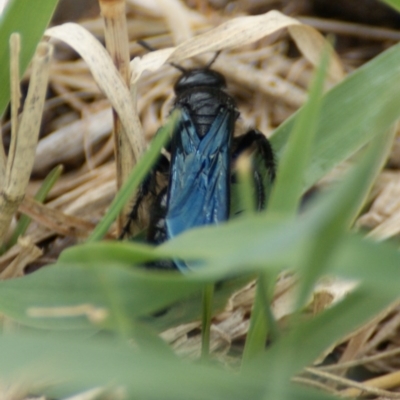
<box><xmin>256</xmin><ymin>285</ymin><xmax>395</xmax><ymax>394</ymax></box>
<box><xmin>330</xmin><ymin>233</ymin><xmax>400</xmax><ymax>287</ymax></box>
<box><xmin>0</xmin><ymin>332</ymin><xmax>342</xmax><ymax>400</ymax></box>
<box><xmin>270</xmin><ymin>42</ymin><xmax>400</xmax><ymax>191</ymax></box>
<box><xmin>242</xmin><ymin>272</ymin><xmax>276</xmax><ymax>368</ymax></box>
<box><xmin>0</xmin><ymin>263</ymin><xmax>206</xmax><ymax>331</ymax></box>
<box><xmin>59</xmin><ymin>240</ymin><xmax>156</xmax><ymax>264</ymax></box>
<box><xmin>268</xmin><ymin>42</ymin><xmax>329</xmax><ymax>215</ymax></box>
<box><xmin>0</xmin><ymin>333</ymin><xmax>262</xmax><ymax>400</ymax></box>
<box><xmin>380</xmin><ymin>0</ymin><xmax>400</xmax><ymax>11</ymax></box>
<box><xmin>157</xmin><ymin>213</ymin><xmax>312</xmax><ymax>276</ymax></box>
<box><xmin>0</xmin><ymin>0</ymin><xmax>59</xmax><ymax>117</ymax></box>
<box><xmin>295</xmin><ymin>127</ymin><xmax>394</xmax><ymax>306</ymax></box>
<box><xmin>142</xmin><ymin>274</ymin><xmax>254</xmax><ymax>332</ymax></box>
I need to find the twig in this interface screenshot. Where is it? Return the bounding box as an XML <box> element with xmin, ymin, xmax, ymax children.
<box><xmin>319</xmin><ymin>347</ymin><xmax>400</xmax><ymax>372</ymax></box>
<box><xmin>292</xmin><ymin>376</ymin><xmax>340</xmax><ymax>395</ymax></box>
<box><xmin>299</xmin><ymin>16</ymin><xmax>400</xmax><ymax>42</ymax></box>
<box><xmin>306</xmin><ymin>367</ymin><xmax>400</xmax><ymax>398</ymax></box>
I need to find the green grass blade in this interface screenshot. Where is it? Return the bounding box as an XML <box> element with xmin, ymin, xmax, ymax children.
<box><xmin>380</xmin><ymin>0</ymin><xmax>400</xmax><ymax>11</ymax></box>
<box><xmin>142</xmin><ymin>275</ymin><xmax>254</xmax><ymax>333</ymax></box>
<box><xmin>0</xmin><ymin>333</ymin><xmax>261</xmax><ymax>400</ymax></box>
<box><xmin>88</xmin><ymin>109</ymin><xmax>180</xmax><ymax>242</ymax></box>
<box><xmin>59</xmin><ymin>240</ymin><xmax>156</xmax><ymax>264</ymax></box>
<box><xmin>0</xmin><ymin>0</ymin><xmax>59</xmax><ymax>118</ymax></box>
<box><xmin>254</xmin><ymin>285</ymin><xmax>396</xmax><ymax>395</ymax></box>
<box><xmin>0</xmin><ymin>262</ymin><xmax>207</xmax><ymax>331</ymax></box>
<box><xmin>270</xmin><ymin>41</ymin><xmax>400</xmax><ymax>192</ymax></box>
<box><xmin>242</xmin><ymin>272</ymin><xmax>277</xmax><ymax>369</ymax></box>
<box><xmin>296</xmin><ymin>126</ymin><xmax>395</xmax><ymax>307</ymax></box>
<box><xmin>268</xmin><ymin>44</ymin><xmax>329</xmax><ymax>215</ymax></box>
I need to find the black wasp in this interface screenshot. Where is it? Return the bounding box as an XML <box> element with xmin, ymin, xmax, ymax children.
<box><xmin>122</xmin><ymin>54</ymin><xmax>276</xmax><ymax>271</ymax></box>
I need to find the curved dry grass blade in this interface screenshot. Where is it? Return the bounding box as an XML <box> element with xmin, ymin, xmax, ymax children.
<box><xmin>288</xmin><ymin>24</ymin><xmax>343</xmax><ymax>82</ymax></box>
<box><xmin>131</xmin><ymin>10</ymin><xmax>344</xmax><ymax>84</ymax></box>
<box><xmin>0</xmin><ymin>42</ymin><xmax>52</xmax><ymax>245</ymax></box>
<box><xmin>99</xmin><ymin>0</ymin><xmax>138</xmax><ymax>233</ymax></box>
<box><xmin>45</xmin><ymin>23</ymin><xmax>146</xmax><ymax>162</ymax></box>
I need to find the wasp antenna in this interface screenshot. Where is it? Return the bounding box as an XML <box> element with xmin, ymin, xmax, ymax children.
<box><xmin>206</xmin><ymin>51</ymin><xmax>221</xmax><ymax>69</ymax></box>
<box><xmin>138</xmin><ymin>41</ymin><xmax>186</xmax><ymax>72</ymax></box>
<box><xmin>137</xmin><ymin>39</ymin><xmax>156</xmax><ymax>52</ymax></box>
<box><xmin>170</xmin><ymin>62</ymin><xmax>187</xmax><ymax>73</ymax></box>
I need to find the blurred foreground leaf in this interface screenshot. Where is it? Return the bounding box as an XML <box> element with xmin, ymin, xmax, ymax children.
<box><xmin>271</xmin><ymin>41</ymin><xmax>400</xmax><ymax>191</ymax></box>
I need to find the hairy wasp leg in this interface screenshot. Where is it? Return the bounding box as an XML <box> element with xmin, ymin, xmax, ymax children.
<box><xmin>145</xmin><ymin>187</ymin><xmax>177</xmax><ymax>270</ymax></box>
<box><xmin>232</xmin><ymin>129</ymin><xmax>276</xmax><ymax>210</ymax></box>
<box><xmin>233</xmin><ymin>129</ymin><xmax>276</xmax><ymax>180</ymax></box>
<box><xmin>147</xmin><ymin>186</ymin><xmax>168</xmax><ymax>245</ymax></box>
<box><xmin>119</xmin><ymin>154</ymin><xmax>170</xmax><ymax>239</ymax></box>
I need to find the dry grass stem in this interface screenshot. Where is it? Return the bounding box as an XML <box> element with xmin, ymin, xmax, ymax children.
<box><xmin>300</xmin><ymin>16</ymin><xmax>400</xmax><ymax>42</ymax></box>
<box><xmin>306</xmin><ymin>367</ymin><xmax>400</xmax><ymax>398</ymax></box>
<box><xmin>0</xmin><ymin>42</ymin><xmax>53</xmax><ymax>245</ymax></box>
<box><xmin>320</xmin><ymin>347</ymin><xmax>400</xmax><ymax>372</ymax></box>
<box><xmin>99</xmin><ymin>0</ymin><xmax>143</xmax><ymax>232</ymax></box>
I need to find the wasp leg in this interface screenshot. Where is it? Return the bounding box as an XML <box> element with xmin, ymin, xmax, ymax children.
<box><xmin>147</xmin><ymin>186</ymin><xmax>168</xmax><ymax>245</ymax></box>
<box><xmin>232</xmin><ymin>129</ymin><xmax>276</xmax><ymax>211</ymax></box>
<box><xmin>144</xmin><ymin>187</ymin><xmax>177</xmax><ymax>270</ymax></box>
<box><xmin>119</xmin><ymin>154</ymin><xmax>170</xmax><ymax>239</ymax></box>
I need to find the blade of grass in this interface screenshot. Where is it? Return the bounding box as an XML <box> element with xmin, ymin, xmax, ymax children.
<box><xmin>380</xmin><ymin>0</ymin><xmax>400</xmax><ymax>11</ymax></box>
<box><xmin>242</xmin><ymin>272</ymin><xmax>278</xmax><ymax>369</ymax></box>
<box><xmin>296</xmin><ymin>125</ymin><xmax>395</xmax><ymax>308</ymax></box>
<box><xmin>268</xmin><ymin>43</ymin><xmax>330</xmax><ymax>216</ymax></box>
<box><xmin>253</xmin><ymin>285</ymin><xmax>396</xmax><ymax>396</ymax></box>
<box><xmin>88</xmin><ymin>109</ymin><xmax>180</xmax><ymax>242</ymax></box>
<box><xmin>270</xmin><ymin>41</ymin><xmax>400</xmax><ymax>192</ymax></box>
<box><xmin>0</xmin><ymin>261</ymin><xmax>206</xmax><ymax>331</ymax></box>
<box><xmin>0</xmin><ymin>42</ymin><xmax>53</xmax><ymax>245</ymax></box>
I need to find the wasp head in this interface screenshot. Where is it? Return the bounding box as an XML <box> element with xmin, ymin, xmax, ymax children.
<box><xmin>174</xmin><ymin>69</ymin><xmax>226</xmax><ymax>95</ymax></box>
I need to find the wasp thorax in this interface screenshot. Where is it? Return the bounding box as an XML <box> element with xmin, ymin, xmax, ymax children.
<box><xmin>174</xmin><ymin>69</ymin><xmax>226</xmax><ymax>94</ymax></box>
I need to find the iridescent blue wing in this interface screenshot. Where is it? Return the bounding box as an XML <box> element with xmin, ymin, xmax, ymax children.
<box><xmin>165</xmin><ymin>107</ymin><xmax>234</xmax><ymax>264</ymax></box>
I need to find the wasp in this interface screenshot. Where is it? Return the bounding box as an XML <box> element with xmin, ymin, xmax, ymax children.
<box><xmin>122</xmin><ymin>56</ymin><xmax>276</xmax><ymax>271</ymax></box>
